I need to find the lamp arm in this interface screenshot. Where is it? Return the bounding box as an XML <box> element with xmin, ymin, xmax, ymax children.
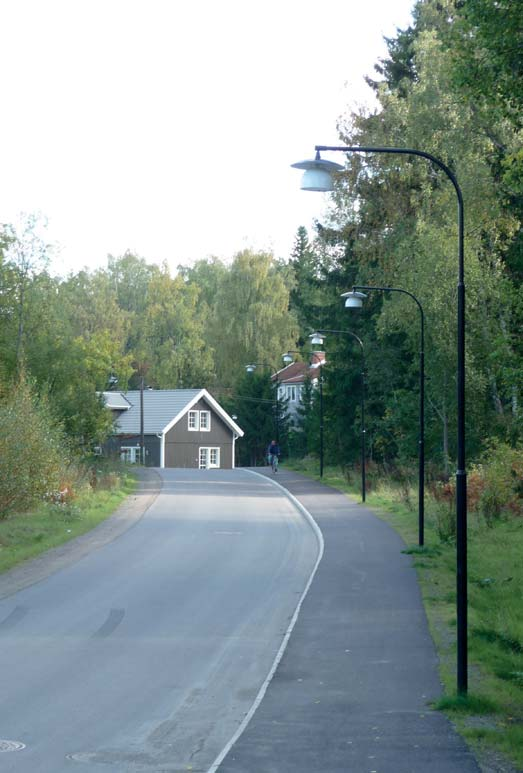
<box><xmin>314</xmin><ymin>328</ymin><xmax>364</xmax><ymax>355</ymax></box>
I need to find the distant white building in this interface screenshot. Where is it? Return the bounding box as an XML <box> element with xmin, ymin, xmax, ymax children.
<box><xmin>272</xmin><ymin>352</ymin><xmax>325</xmax><ymax>425</ymax></box>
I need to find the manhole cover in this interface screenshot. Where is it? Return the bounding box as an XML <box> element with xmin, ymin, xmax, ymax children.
<box><xmin>0</xmin><ymin>740</ymin><xmax>26</xmax><ymax>752</ymax></box>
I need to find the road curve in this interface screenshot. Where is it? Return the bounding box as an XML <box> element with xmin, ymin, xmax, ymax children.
<box><xmin>0</xmin><ymin>468</ymin><xmax>320</xmax><ymax>772</ymax></box>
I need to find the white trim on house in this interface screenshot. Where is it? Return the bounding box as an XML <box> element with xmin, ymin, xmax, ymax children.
<box><xmin>161</xmin><ymin>389</ymin><xmax>243</xmax><ymax>438</ymax></box>
<box><xmin>159</xmin><ymin>433</ymin><xmax>165</xmax><ymax>468</ymax></box>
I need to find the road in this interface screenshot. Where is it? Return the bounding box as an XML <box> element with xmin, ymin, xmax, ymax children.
<box><xmin>0</xmin><ymin>469</ymin><xmax>320</xmax><ymax>772</ymax></box>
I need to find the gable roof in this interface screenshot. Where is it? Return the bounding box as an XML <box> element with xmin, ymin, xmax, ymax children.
<box><xmin>105</xmin><ymin>388</ymin><xmax>243</xmax><ymax>437</ymax></box>
<box><xmin>273</xmin><ymin>352</ymin><xmax>326</xmax><ymax>385</ymax></box>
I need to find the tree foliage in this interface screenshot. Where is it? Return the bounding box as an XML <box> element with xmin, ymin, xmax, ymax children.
<box><xmin>0</xmin><ymin>0</ymin><xmax>521</xmax><ymax>485</ymax></box>
<box><xmin>0</xmin><ymin>379</ymin><xmax>72</xmax><ymax>517</ymax></box>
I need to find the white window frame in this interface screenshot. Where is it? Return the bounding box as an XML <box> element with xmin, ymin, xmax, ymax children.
<box><xmin>120</xmin><ymin>445</ymin><xmax>140</xmax><ymax>464</ymax></box>
<box><xmin>286</xmin><ymin>385</ymin><xmax>297</xmax><ymax>402</ymax></box>
<box><xmin>188</xmin><ymin>409</ymin><xmax>211</xmax><ymax>431</ymax></box>
<box><xmin>199</xmin><ymin>447</ymin><xmax>220</xmax><ymax>469</ymax></box>
<box><xmin>199</xmin><ymin>410</ymin><xmax>211</xmax><ymax>431</ymax></box>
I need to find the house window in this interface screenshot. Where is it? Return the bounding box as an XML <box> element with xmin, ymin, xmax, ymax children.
<box><xmin>120</xmin><ymin>446</ymin><xmax>140</xmax><ymax>464</ymax></box>
<box><xmin>199</xmin><ymin>447</ymin><xmax>220</xmax><ymax>469</ymax></box>
<box><xmin>286</xmin><ymin>385</ymin><xmax>297</xmax><ymax>402</ymax></box>
<box><xmin>188</xmin><ymin>409</ymin><xmax>211</xmax><ymax>431</ymax></box>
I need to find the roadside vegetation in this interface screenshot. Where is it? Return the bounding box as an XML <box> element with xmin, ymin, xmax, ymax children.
<box><xmin>0</xmin><ymin>377</ymin><xmax>135</xmax><ymax>574</ymax></box>
<box><xmin>0</xmin><ymin>0</ymin><xmax>521</xmax><ymax>765</ymax></box>
<box><xmin>286</xmin><ymin>453</ymin><xmax>523</xmax><ymax>771</ymax></box>
<box><xmin>0</xmin><ymin>467</ymin><xmax>135</xmax><ymax>575</ymax></box>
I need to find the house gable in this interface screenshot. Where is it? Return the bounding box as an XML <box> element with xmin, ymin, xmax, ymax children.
<box><xmin>160</xmin><ymin>389</ymin><xmax>243</xmax><ymax>438</ymax></box>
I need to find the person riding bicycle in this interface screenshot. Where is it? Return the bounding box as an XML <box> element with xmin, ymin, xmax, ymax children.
<box><xmin>267</xmin><ymin>440</ymin><xmax>280</xmax><ymax>471</ymax></box>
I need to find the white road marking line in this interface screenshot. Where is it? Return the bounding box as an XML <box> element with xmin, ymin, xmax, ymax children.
<box><xmin>205</xmin><ymin>470</ymin><xmax>324</xmax><ymax>773</ymax></box>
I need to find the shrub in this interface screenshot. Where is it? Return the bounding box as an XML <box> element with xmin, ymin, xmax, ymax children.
<box><xmin>474</xmin><ymin>441</ymin><xmax>523</xmax><ymax>525</ymax></box>
<box><xmin>0</xmin><ymin>380</ymin><xmax>74</xmax><ymax>517</ymax></box>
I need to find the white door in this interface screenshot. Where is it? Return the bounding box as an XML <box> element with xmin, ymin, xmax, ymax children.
<box><xmin>199</xmin><ymin>447</ymin><xmax>220</xmax><ymax>469</ymax></box>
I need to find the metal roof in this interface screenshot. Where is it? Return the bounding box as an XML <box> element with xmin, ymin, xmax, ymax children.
<box><xmin>105</xmin><ymin>389</ymin><xmax>243</xmax><ymax>437</ymax></box>
<box><xmin>101</xmin><ymin>391</ymin><xmax>132</xmax><ymax>410</ymax></box>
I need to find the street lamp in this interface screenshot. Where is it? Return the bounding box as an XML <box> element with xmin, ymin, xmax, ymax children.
<box><xmin>343</xmin><ymin>285</ymin><xmax>425</xmax><ymax>547</ymax></box>
<box><xmin>310</xmin><ymin>330</ymin><xmax>366</xmax><ymax>501</ymax></box>
<box><xmin>293</xmin><ymin>144</ymin><xmax>468</xmax><ymax>694</ymax></box>
<box><xmin>284</xmin><ymin>349</ymin><xmax>325</xmax><ymax>477</ymax></box>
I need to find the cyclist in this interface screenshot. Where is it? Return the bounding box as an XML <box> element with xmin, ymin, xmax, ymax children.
<box><xmin>267</xmin><ymin>439</ymin><xmax>280</xmax><ymax>472</ymax></box>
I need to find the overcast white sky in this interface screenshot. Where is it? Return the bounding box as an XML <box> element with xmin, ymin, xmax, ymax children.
<box><xmin>1</xmin><ymin>0</ymin><xmax>415</xmax><ymax>276</ymax></box>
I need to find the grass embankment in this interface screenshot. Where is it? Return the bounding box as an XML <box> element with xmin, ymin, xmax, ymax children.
<box><xmin>285</xmin><ymin>458</ymin><xmax>523</xmax><ymax>771</ymax></box>
<box><xmin>0</xmin><ymin>468</ymin><xmax>137</xmax><ymax>576</ymax></box>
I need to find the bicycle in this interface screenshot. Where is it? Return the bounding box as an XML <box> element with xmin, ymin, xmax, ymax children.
<box><xmin>270</xmin><ymin>453</ymin><xmax>279</xmax><ymax>473</ymax></box>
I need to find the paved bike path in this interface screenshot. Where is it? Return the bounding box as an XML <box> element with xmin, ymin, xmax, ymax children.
<box><xmin>216</xmin><ymin>468</ymin><xmax>479</xmax><ymax>773</ymax></box>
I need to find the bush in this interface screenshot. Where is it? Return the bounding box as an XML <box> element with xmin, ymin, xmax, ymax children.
<box><xmin>0</xmin><ymin>380</ymin><xmax>75</xmax><ymax>517</ymax></box>
<box><xmin>473</xmin><ymin>441</ymin><xmax>523</xmax><ymax>525</ymax></box>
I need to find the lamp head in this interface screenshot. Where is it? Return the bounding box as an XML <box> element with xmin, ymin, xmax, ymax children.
<box><xmin>341</xmin><ymin>290</ymin><xmax>367</xmax><ymax>309</ymax></box>
<box><xmin>282</xmin><ymin>352</ymin><xmax>294</xmax><ymax>364</ymax></box>
<box><xmin>309</xmin><ymin>331</ymin><xmax>325</xmax><ymax>346</ymax></box>
<box><xmin>291</xmin><ymin>153</ymin><xmax>344</xmax><ymax>192</ymax></box>
<box><xmin>245</xmin><ymin>364</ymin><xmax>256</xmax><ymax>373</ymax></box>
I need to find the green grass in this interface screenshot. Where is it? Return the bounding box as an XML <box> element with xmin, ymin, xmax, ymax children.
<box><xmin>0</xmin><ymin>472</ymin><xmax>137</xmax><ymax>575</ymax></box>
<box><xmin>286</xmin><ymin>457</ymin><xmax>523</xmax><ymax>771</ymax></box>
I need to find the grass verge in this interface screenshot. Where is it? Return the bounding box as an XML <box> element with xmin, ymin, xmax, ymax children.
<box><xmin>285</xmin><ymin>458</ymin><xmax>523</xmax><ymax>771</ymax></box>
<box><xmin>0</xmin><ymin>470</ymin><xmax>137</xmax><ymax>575</ymax></box>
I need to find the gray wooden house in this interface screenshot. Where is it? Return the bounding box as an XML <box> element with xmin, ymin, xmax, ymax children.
<box><xmin>102</xmin><ymin>388</ymin><xmax>243</xmax><ymax>469</ymax></box>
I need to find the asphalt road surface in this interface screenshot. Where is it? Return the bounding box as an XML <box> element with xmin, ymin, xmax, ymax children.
<box><xmin>0</xmin><ymin>469</ymin><xmax>320</xmax><ymax>772</ymax></box>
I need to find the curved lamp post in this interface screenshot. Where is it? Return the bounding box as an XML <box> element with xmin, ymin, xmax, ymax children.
<box><xmin>292</xmin><ymin>144</ymin><xmax>468</xmax><ymax>694</ymax></box>
<box><xmin>310</xmin><ymin>330</ymin><xmax>366</xmax><ymax>501</ymax></box>
<box><xmin>343</xmin><ymin>286</ymin><xmax>425</xmax><ymax>547</ymax></box>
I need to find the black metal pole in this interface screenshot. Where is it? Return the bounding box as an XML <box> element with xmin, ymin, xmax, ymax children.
<box><xmin>319</xmin><ymin>373</ymin><xmax>324</xmax><ymax>478</ymax></box>
<box><xmin>314</xmin><ymin>329</ymin><xmax>365</xmax><ymax>502</ymax></box>
<box><xmin>140</xmin><ymin>374</ymin><xmax>145</xmax><ymax>466</ymax></box>
<box><xmin>275</xmin><ymin>379</ymin><xmax>280</xmax><ymax>443</ymax></box>
<box><xmin>456</xmin><ymin>189</ymin><xmax>467</xmax><ymax>695</ymax></box>
<box><xmin>360</xmin><ymin>364</ymin><xmax>366</xmax><ymax>502</ymax></box>
<box><xmin>318</xmin><ymin>144</ymin><xmax>467</xmax><ymax>693</ymax></box>
<box><xmin>353</xmin><ymin>285</ymin><xmax>424</xmax><ymax>545</ymax></box>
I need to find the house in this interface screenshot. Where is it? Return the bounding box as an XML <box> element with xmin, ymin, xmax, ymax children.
<box><xmin>272</xmin><ymin>351</ymin><xmax>326</xmax><ymax>425</ymax></box>
<box><xmin>102</xmin><ymin>388</ymin><xmax>244</xmax><ymax>469</ymax></box>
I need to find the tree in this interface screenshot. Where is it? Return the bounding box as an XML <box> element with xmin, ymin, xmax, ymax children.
<box><xmin>0</xmin><ymin>379</ymin><xmax>72</xmax><ymax>516</ymax></box>
<box><xmin>226</xmin><ymin>370</ymin><xmax>277</xmax><ymax>466</ymax></box>
<box><xmin>209</xmin><ymin>249</ymin><xmax>298</xmax><ymax>388</ymax></box>
<box><xmin>2</xmin><ymin>213</ymin><xmax>52</xmax><ymax>378</ymax></box>
<box><xmin>134</xmin><ymin>265</ymin><xmax>215</xmax><ymax>389</ymax></box>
